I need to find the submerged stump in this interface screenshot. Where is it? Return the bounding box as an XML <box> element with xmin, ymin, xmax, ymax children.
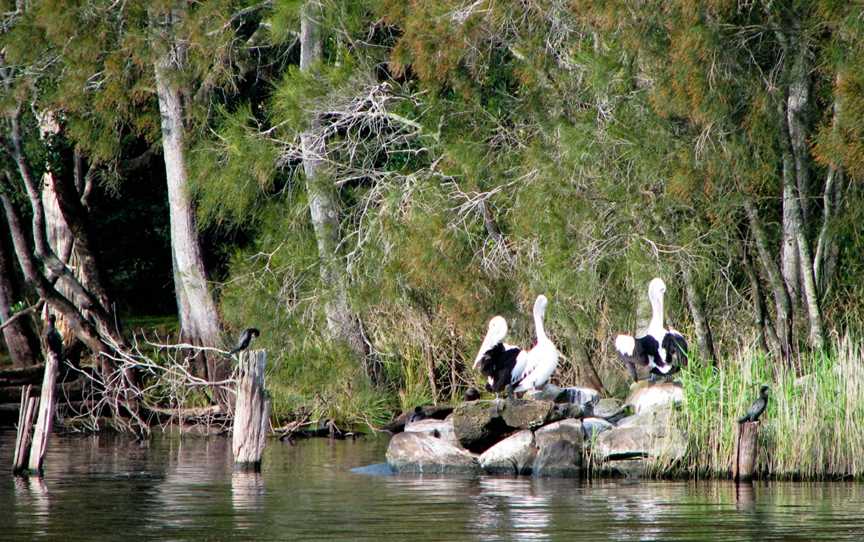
<box><xmin>733</xmin><ymin>421</ymin><xmax>759</xmax><ymax>482</ymax></box>
<box><xmin>27</xmin><ymin>351</ymin><xmax>60</xmax><ymax>475</ymax></box>
<box><xmin>12</xmin><ymin>385</ymin><xmax>38</xmax><ymax>474</ymax></box>
<box><xmin>232</xmin><ymin>349</ymin><xmax>270</xmax><ymax>471</ymax></box>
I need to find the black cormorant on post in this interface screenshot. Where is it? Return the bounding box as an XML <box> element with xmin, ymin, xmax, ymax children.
<box><xmin>44</xmin><ymin>314</ymin><xmax>63</xmax><ymax>359</ymax></box>
<box><xmin>229</xmin><ymin>328</ymin><xmax>260</xmax><ymax>355</ymax></box>
<box><xmin>738</xmin><ymin>385</ymin><xmax>769</xmax><ymax>423</ymax></box>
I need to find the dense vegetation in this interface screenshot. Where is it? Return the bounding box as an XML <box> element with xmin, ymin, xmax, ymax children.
<box><xmin>1</xmin><ymin>1</ymin><xmax>863</xmax><ymax>444</ymax></box>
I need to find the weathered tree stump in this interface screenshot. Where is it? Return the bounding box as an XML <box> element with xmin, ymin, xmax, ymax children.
<box><xmin>27</xmin><ymin>351</ymin><xmax>60</xmax><ymax>474</ymax></box>
<box><xmin>733</xmin><ymin>421</ymin><xmax>759</xmax><ymax>482</ymax></box>
<box><xmin>232</xmin><ymin>350</ymin><xmax>270</xmax><ymax>471</ymax></box>
<box><xmin>12</xmin><ymin>385</ymin><xmax>38</xmax><ymax>474</ymax></box>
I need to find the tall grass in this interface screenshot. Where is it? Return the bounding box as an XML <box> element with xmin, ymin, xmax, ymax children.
<box><xmin>676</xmin><ymin>335</ymin><xmax>864</xmax><ymax>479</ymax></box>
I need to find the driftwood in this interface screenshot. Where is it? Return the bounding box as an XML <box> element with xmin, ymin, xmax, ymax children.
<box><xmin>0</xmin><ymin>364</ymin><xmax>45</xmax><ymax>387</ymax></box>
<box><xmin>232</xmin><ymin>350</ymin><xmax>269</xmax><ymax>471</ymax></box>
<box><xmin>28</xmin><ymin>351</ymin><xmax>60</xmax><ymax>474</ymax></box>
<box><xmin>12</xmin><ymin>385</ymin><xmax>38</xmax><ymax>473</ymax></box>
<box><xmin>733</xmin><ymin>421</ymin><xmax>759</xmax><ymax>482</ymax></box>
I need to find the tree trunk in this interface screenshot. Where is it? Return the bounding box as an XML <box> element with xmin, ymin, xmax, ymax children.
<box><xmin>743</xmin><ymin>198</ymin><xmax>793</xmax><ymax>361</ymax></box>
<box><xmin>681</xmin><ymin>265</ymin><xmax>717</xmax><ymax>366</ymax></box>
<box><xmin>780</xmin><ymin>102</ymin><xmax>825</xmax><ymax>352</ymax></box>
<box><xmin>741</xmin><ymin>239</ymin><xmax>781</xmax><ymax>358</ymax></box>
<box><xmin>300</xmin><ymin>1</ymin><xmax>374</xmax><ymax>379</ymax></box>
<box><xmin>232</xmin><ymin>349</ymin><xmax>270</xmax><ymax>471</ymax></box>
<box><xmin>780</xmin><ymin>139</ymin><xmax>800</xmax><ymax>305</ymax></box>
<box><xmin>0</xmin><ymin>221</ymin><xmax>39</xmax><ymax>368</ymax></box>
<box><xmin>152</xmin><ymin>7</ymin><xmax>227</xmax><ymax>396</ymax></box>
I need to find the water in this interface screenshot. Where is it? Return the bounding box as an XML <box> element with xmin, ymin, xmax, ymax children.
<box><xmin>1</xmin><ymin>430</ymin><xmax>864</xmax><ymax>541</ymax></box>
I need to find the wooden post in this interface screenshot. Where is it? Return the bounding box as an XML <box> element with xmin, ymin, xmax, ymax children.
<box><xmin>12</xmin><ymin>385</ymin><xmax>38</xmax><ymax>474</ymax></box>
<box><xmin>27</xmin><ymin>351</ymin><xmax>59</xmax><ymax>474</ymax></box>
<box><xmin>232</xmin><ymin>350</ymin><xmax>270</xmax><ymax>471</ymax></box>
<box><xmin>733</xmin><ymin>421</ymin><xmax>759</xmax><ymax>482</ymax></box>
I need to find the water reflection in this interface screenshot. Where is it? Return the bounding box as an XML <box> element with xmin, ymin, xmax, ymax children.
<box><xmin>2</xmin><ymin>431</ymin><xmax>864</xmax><ymax>541</ymax></box>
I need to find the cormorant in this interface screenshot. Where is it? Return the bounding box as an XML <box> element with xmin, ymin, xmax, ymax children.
<box><xmin>229</xmin><ymin>328</ymin><xmax>260</xmax><ymax>355</ymax></box>
<box><xmin>44</xmin><ymin>314</ymin><xmax>63</xmax><ymax>359</ymax></box>
<box><xmin>739</xmin><ymin>385</ymin><xmax>770</xmax><ymax>423</ymax></box>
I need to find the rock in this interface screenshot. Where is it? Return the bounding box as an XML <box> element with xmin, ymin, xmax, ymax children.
<box><xmin>592</xmin><ymin>398</ymin><xmax>623</xmax><ymax>418</ymax></box>
<box><xmin>533</xmin><ymin>441</ymin><xmax>582</xmax><ymax>478</ymax></box>
<box><xmin>500</xmin><ymin>398</ymin><xmax>561</xmax><ymax>429</ymax></box>
<box><xmin>616</xmin><ymin>404</ymin><xmax>673</xmax><ymax>429</ymax></box>
<box><xmin>386</xmin><ymin>432</ymin><xmax>479</xmax><ymax>474</ymax></box>
<box><xmin>451</xmin><ymin>400</ymin><xmax>509</xmax><ymax>453</ymax></box>
<box><xmin>597</xmin><ymin>458</ymin><xmax>648</xmax><ymax>478</ymax></box>
<box><xmin>534</xmin><ymin>418</ymin><xmax>584</xmax><ymax>449</ymax></box>
<box><xmin>594</xmin><ymin>404</ymin><xmax>685</xmax><ymax>462</ymax></box>
<box><xmin>404</xmin><ymin>418</ymin><xmax>460</xmax><ymax>448</ymax></box>
<box><xmin>625</xmin><ymin>382</ymin><xmax>684</xmax><ymax>414</ymax></box>
<box><xmin>382</xmin><ymin>404</ymin><xmax>455</xmax><ymax>433</ymax></box>
<box><xmin>525</xmin><ymin>383</ymin><xmax>568</xmax><ymax>403</ymax></box>
<box><xmin>532</xmin><ymin>419</ymin><xmax>583</xmax><ymax>477</ymax></box>
<box><xmin>563</xmin><ymin>403</ymin><xmax>585</xmax><ymax>419</ymax></box>
<box><xmin>559</xmin><ymin>387</ymin><xmax>600</xmax><ymax>409</ymax></box>
<box><xmin>479</xmin><ymin>430</ymin><xmax>537</xmax><ymax>475</ymax></box>
<box><xmin>581</xmin><ymin>417</ymin><xmax>614</xmax><ymax>439</ymax></box>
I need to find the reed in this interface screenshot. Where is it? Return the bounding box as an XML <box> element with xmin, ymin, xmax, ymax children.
<box><xmin>674</xmin><ymin>335</ymin><xmax>864</xmax><ymax>479</ymax></box>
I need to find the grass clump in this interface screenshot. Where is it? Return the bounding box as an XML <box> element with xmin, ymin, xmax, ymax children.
<box><xmin>676</xmin><ymin>336</ymin><xmax>864</xmax><ymax>480</ymax></box>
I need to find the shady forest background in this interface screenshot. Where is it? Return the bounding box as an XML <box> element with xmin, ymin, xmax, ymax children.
<box><xmin>1</xmin><ymin>0</ymin><xmax>863</xmax><ymax>426</ymax></box>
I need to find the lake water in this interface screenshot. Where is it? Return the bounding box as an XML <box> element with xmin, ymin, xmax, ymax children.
<box><xmin>1</xmin><ymin>430</ymin><xmax>863</xmax><ymax>540</ymax></box>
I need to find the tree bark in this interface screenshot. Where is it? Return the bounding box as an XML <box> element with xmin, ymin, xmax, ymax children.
<box><xmin>780</xmin><ymin>102</ymin><xmax>825</xmax><ymax>352</ymax></box>
<box><xmin>681</xmin><ymin>265</ymin><xmax>717</xmax><ymax>366</ymax></box>
<box><xmin>152</xmin><ymin>6</ymin><xmax>227</xmax><ymax>396</ymax></box>
<box><xmin>0</xmin><ymin>220</ymin><xmax>39</xmax><ymax>368</ymax></box>
<box><xmin>743</xmin><ymin>198</ymin><xmax>793</xmax><ymax>361</ymax></box>
<box><xmin>741</xmin><ymin>239</ymin><xmax>781</xmax><ymax>358</ymax></box>
<box><xmin>299</xmin><ymin>1</ymin><xmax>374</xmax><ymax>380</ymax></box>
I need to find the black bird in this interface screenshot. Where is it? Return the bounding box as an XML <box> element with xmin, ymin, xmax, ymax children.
<box><xmin>228</xmin><ymin>328</ymin><xmax>260</xmax><ymax>355</ymax></box>
<box><xmin>463</xmin><ymin>387</ymin><xmax>481</xmax><ymax>402</ymax></box>
<box><xmin>44</xmin><ymin>314</ymin><xmax>64</xmax><ymax>359</ymax></box>
<box><xmin>739</xmin><ymin>385</ymin><xmax>770</xmax><ymax>423</ymax></box>
<box><xmin>407</xmin><ymin>406</ymin><xmax>426</xmax><ymax>424</ymax></box>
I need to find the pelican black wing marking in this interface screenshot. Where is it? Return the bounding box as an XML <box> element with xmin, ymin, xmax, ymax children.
<box><xmin>478</xmin><ymin>342</ymin><xmax>522</xmax><ymax>392</ymax></box>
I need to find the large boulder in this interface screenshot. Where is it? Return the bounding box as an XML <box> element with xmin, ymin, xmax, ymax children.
<box><xmin>479</xmin><ymin>430</ymin><xmax>537</xmax><ymax>475</ymax></box>
<box><xmin>500</xmin><ymin>398</ymin><xmax>562</xmax><ymax>429</ymax></box>
<box><xmin>592</xmin><ymin>398</ymin><xmax>623</xmax><ymax>419</ymax></box>
<box><xmin>532</xmin><ymin>419</ymin><xmax>584</xmax><ymax>477</ymax></box>
<box><xmin>559</xmin><ymin>387</ymin><xmax>600</xmax><ymax>409</ymax></box>
<box><xmin>625</xmin><ymin>382</ymin><xmax>684</xmax><ymax>414</ymax></box>
<box><xmin>525</xmin><ymin>384</ymin><xmax>567</xmax><ymax>403</ymax></box>
<box><xmin>582</xmin><ymin>417</ymin><xmax>614</xmax><ymax>439</ymax></box>
<box><xmin>594</xmin><ymin>404</ymin><xmax>685</xmax><ymax>462</ymax></box>
<box><xmin>451</xmin><ymin>400</ymin><xmax>509</xmax><ymax>452</ymax></box>
<box><xmin>404</xmin><ymin>417</ymin><xmax>460</xmax><ymax>448</ymax></box>
<box><xmin>386</xmin><ymin>432</ymin><xmax>479</xmax><ymax>474</ymax></box>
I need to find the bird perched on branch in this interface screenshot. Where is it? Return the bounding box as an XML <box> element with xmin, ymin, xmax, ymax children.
<box><xmin>739</xmin><ymin>385</ymin><xmax>769</xmax><ymax>423</ymax></box>
<box><xmin>229</xmin><ymin>328</ymin><xmax>260</xmax><ymax>355</ymax></box>
<box><xmin>43</xmin><ymin>314</ymin><xmax>64</xmax><ymax>359</ymax></box>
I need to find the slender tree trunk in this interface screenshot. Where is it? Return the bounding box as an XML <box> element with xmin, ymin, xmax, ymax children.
<box><xmin>0</xmin><ymin>220</ymin><xmax>39</xmax><ymax>367</ymax></box>
<box><xmin>152</xmin><ymin>7</ymin><xmax>227</xmax><ymax>396</ymax></box>
<box><xmin>741</xmin><ymin>239</ymin><xmax>781</xmax><ymax>358</ymax></box>
<box><xmin>815</xmin><ymin>77</ymin><xmax>845</xmax><ymax>298</ymax></box>
<box><xmin>780</xmin><ymin>102</ymin><xmax>825</xmax><ymax>352</ymax></box>
<box><xmin>780</xmin><ymin>140</ymin><xmax>800</xmax><ymax>305</ymax></box>
<box><xmin>743</xmin><ymin>198</ymin><xmax>793</xmax><ymax>361</ymax></box>
<box><xmin>681</xmin><ymin>265</ymin><xmax>717</xmax><ymax>366</ymax></box>
<box><xmin>300</xmin><ymin>1</ymin><xmax>374</xmax><ymax>380</ymax></box>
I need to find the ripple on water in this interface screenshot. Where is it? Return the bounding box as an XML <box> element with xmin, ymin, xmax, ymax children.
<box><xmin>1</xmin><ymin>431</ymin><xmax>864</xmax><ymax>541</ymax></box>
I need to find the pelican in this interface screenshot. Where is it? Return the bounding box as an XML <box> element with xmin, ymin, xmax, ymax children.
<box><xmin>614</xmin><ymin>278</ymin><xmax>688</xmax><ymax>382</ymax></box>
<box><xmin>473</xmin><ymin>295</ymin><xmax>559</xmax><ymax>394</ymax></box>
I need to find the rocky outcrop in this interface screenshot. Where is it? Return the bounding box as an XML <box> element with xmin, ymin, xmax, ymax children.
<box><xmin>592</xmin><ymin>398</ymin><xmax>623</xmax><ymax>418</ymax></box>
<box><xmin>404</xmin><ymin>417</ymin><xmax>460</xmax><ymax>448</ymax></box>
<box><xmin>594</xmin><ymin>404</ymin><xmax>685</xmax><ymax>462</ymax></box>
<box><xmin>386</xmin><ymin>432</ymin><xmax>479</xmax><ymax>474</ymax></box>
<box><xmin>626</xmin><ymin>382</ymin><xmax>684</xmax><ymax>414</ymax></box>
<box><xmin>582</xmin><ymin>417</ymin><xmax>614</xmax><ymax>439</ymax></box>
<box><xmin>532</xmin><ymin>419</ymin><xmax>583</xmax><ymax>477</ymax></box>
<box><xmin>451</xmin><ymin>400</ymin><xmax>509</xmax><ymax>452</ymax></box>
<box><xmin>500</xmin><ymin>398</ymin><xmax>562</xmax><ymax>429</ymax></box>
<box><xmin>479</xmin><ymin>430</ymin><xmax>536</xmax><ymax>475</ymax></box>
